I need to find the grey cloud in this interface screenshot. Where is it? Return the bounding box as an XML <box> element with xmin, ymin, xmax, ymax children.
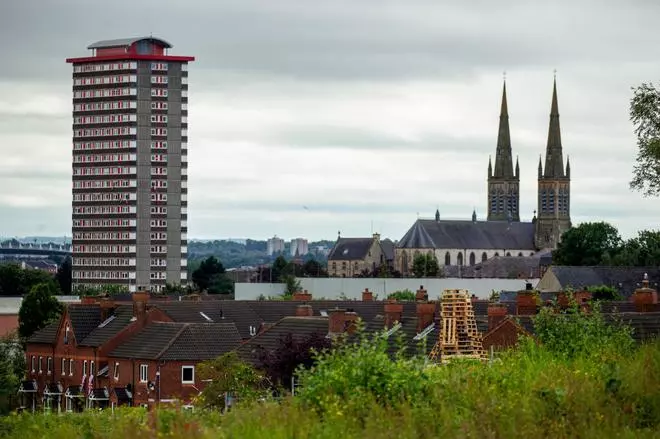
<box><xmin>3</xmin><ymin>1</ymin><xmax>660</xmax><ymax>82</ymax></box>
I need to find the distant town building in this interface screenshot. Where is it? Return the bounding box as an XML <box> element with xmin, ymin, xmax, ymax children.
<box><xmin>66</xmin><ymin>36</ymin><xmax>194</xmax><ymax>293</ymax></box>
<box><xmin>266</xmin><ymin>236</ymin><xmax>285</xmax><ymax>256</ymax></box>
<box><xmin>290</xmin><ymin>238</ymin><xmax>309</xmax><ymax>257</ymax></box>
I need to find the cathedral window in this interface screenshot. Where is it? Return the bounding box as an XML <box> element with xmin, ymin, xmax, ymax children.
<box><xmin>548</xmin><ymin>189</ymin><xmax>555</xmax><ymax>212</ymax></box>
<box><xmin>469</xmin><ymin>252</ymin><xmax>475</xmax><ymax>266</ymax></box>
<box><xmin>457</xmin><ymin>253</ymin><xmax>464</xmax><ymax>266</ymax></box>
<box><xmin>541</xmin><ymin>190</ymin><xmax>547</xmax><ymax>213</ymax></box>
<box><xmin>481</xmin><ymin>252</ymin><xmax>487</xmax><ymax>262</ymax></box>
<box><xmin>444</xmin><ymin>252</ymin><xmax>451</xmax><ymax>266</ymax></box>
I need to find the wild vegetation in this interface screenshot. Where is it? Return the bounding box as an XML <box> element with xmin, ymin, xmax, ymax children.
<box><xmin>2</xmin><ymin>303</ymin><xmax>660</xmax><ymax>438</ymax></box>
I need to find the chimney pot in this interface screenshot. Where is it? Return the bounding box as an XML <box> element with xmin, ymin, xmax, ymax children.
<box><xmin>633</xmin><ymin>275</ymin><xmax>658</xmax><ymax>312</ymax></box>
<box><xmin>132</xmin><ymin>290</ymin><xmax>150</xmax><ymax>321</ymax></box>
<box><xmin>328</xmin><ymin>308</ymin><xmax>347</xmax><ymax>334</ymax></box>
<box><xmin>361</xmin><ymin>288</ymin><xmax>373</xmax><ymax>301</ymax></box>
<box><xmin>296</xmin><ymin>304</ymin><xmax>314</xmax><ymax>317</ymax></box>
<box><xmin>384</xmin><ymin>301</ymin><xmax>404</xmax><ymax>329</ymax></box>
<box><xmin>416</xmin><ymin>302</ymin><xmax>435</xmax><ymax>333</ymax></box>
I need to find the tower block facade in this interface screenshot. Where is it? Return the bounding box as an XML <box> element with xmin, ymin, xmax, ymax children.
<box><xmin>487</xmin><ymin>81</ymin><xmax>520</xmax><ymax>222</ymax></box>
<box><xmin>66</xmin><ymin>37</ymin><xmax>195</xmax><ymax>293</ymax></box>
<box><xmin>535</xmin><ymin>79</ymin><xmax>571</xmax><ymax>249</ymax></box>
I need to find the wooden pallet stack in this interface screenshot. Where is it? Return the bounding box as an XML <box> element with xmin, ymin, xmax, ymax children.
<box><xmin>429</xmin><ymin>289</ymin><xmax>485</xmax><ymax>363</ymax></box>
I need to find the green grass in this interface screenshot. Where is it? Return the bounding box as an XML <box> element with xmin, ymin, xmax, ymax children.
<box><xmin>2</xmin><ymin>338</ymin><xmax>660</xmax><ymax>438</ymax></box>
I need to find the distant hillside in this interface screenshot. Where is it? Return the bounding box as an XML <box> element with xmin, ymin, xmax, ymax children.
<box><xmin>188</xmin><ymin>239</ymin><xmax>333</xmax><ymax>269</ymax></box>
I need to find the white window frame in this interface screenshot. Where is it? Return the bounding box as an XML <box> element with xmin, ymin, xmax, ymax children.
<box><xmin>31</xmin><ymin>356</ymin><xmax>35</xmax><ymax>372</ymax></box>
<box><xmin>140</xmin><ymin>364</ymin><xmax>148</xmax><ymax>383</ymax></box>
<box><xmin>90</xmin><ymin>360</ymin><xmax>95</xmax><ymax>377</ymax></box>
<box><xmin>113</xmin><ymin>362</ymin><xmax>120</xmax><ymax>381</ymax></box>
<box><xmin>47</xmin><ymin>357</ymin><xmax>52</xmax><ymax>375</ymax></box>
<box><xmin>69</xmin><ymin>359</ymin><xmax>74</xmax><ymax>376</ymax></box>
<box><xmin>181</xmin><ymin>366</ymin><xmax>195</xmax><ymax>384</ymax></box>
<box><xmin>61</xmin><ymin>358</ymin><xmax>66</xmax><ymax>375</ymax></box>
<box><xmin>83</xmin><ymin>360</ymin><xmax>88</xmax><ymax>377</ymax></box>
<box><xmin>38</xmin><ymin>356</ymin><xmax>43</xmax><ymax>374</ymax></box>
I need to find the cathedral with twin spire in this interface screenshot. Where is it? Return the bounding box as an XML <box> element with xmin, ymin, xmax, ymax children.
<box><xmin>394</xmin><ymin>78</ymin><xmax>572</xmax><ymax>272</ymax></box>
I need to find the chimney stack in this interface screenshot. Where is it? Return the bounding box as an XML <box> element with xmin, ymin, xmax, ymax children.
<box><xmin>633</xmin><ymin>273</ymin><xmax>658</xmax><ymax>312</ymax></box>
<box><xmin>415</xmin><ymin>285</ymin><xmax>428</xmax><ymax>302</ymax></box>
<box><xmin>415</xmin><ymin>302</ymin><xmax>435</xmax><ymax>333</ymax></box>
<box><xmin>384</xmin><ymin>300</ymin><xmax>403</xmax><ymax>329</ymax></box>
<box><xmin>293</xmin><ymin>289</ymin><xmax>312</xmax><ymax>301</ymax></box>
<box><xmin>295</xmin><ymin>304</ymin><xmax>314</xmax><ymax>317</ymax></box>
<box><xmin>99</xmin><ymin>295</ymin><xmax>115</xmax><ymax>322</ymax></box>
<box><xmin>328</xmin><ymin>308</ymin><xmax>346</xmax><ymax>334</ymax></box>
<box><xmin>516</xmin><ymin>289</ymin><xmax>538</xmax><ymax>315</ymax></box>
<box><xmin>487</xmin><ymin>303</ymin><xmax>508</xmax><ymax>331</ymax></box>
<box><xmin>131</xmin><ymin>290</ymin><xmax>150</xmax><ymax>321</ymax></box>
<box><xmin>361</xmin><ymin>288</ymin><xmax>373</xmax><ymax>301</ymax></box>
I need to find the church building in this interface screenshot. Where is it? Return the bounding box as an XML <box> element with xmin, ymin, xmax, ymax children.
<box><xmin>395</xmin><ymin>78</ymin><xmax>571</xmax><ymax>273</ymax></box>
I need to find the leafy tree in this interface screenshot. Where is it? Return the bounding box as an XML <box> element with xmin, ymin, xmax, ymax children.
<box><xmin>301</xmin><ymin>259</ymin><xmax>327</xmax><ymax>277</ymax></box>
<box><xmin>18</xmin><ymin>282</ymin><xmax>63</xmax><ymax>340</ymax></box>
<box><xmin>629</xmin><ymin>82</ymin><xmax>660</xmax><ymax>196</ymax></box>
<box><xmin>271</xmin><ymin>256</ymin><xmax>291</xmax><ymax>282</ymax></box>
<box><xmin>586</xmin><ymin>285</ymin><xmax>622</xmax><ymax>301</ymax></box>
<box><xmin>196</xmin><ymin>352</ymin><xmax>270</xmax><ymax>410</ymax></box>
<box><xmin>387</xmin><ymin>289</ymin><xmax>416</xmax><ymax>301</ymax></box>
<box><xmin>73</xmin><ymin>284</ymin><xmax>129</xmax><ymax>297</ymax></box>
<box><xmin>191</xmin><ymin>256</ymin><xmax>234</xmax><ymax>294</ymax></box>
<box><xmin>257</xmin><ymin>333</ymin><xmax>331</xmax><ymax>390</ymax></box>
<box><xmin>55</xmin><ymin>257</ymin><xmax>72</xmax><ymax>295</ymax></box>
<box><xmin>615</xmin><ymin>230</ymin><xmax>660</xmax><ymax>266</ymax></box>
<box><xmin>533</xmin><ymin>299</ymin><xmax>634</xmax><ymax>359</ymax></box>
<box><xmin>281</xmin><ymin>275</ymin><xmax>301</xmax><ymax>297</ymax></box>
<box><xmin>0</xmin><ymin>263</ymin><xmax>57</xmax><ymax>297</ymax></box>
<box><xmin>0</xmin><ymin>334</ymin><xmax>24</xmax><ymax>414</ymax></box>
<box><xmin>162</xmin><ymin>282</ymin><xmax>192</xmax><ymax>295</ymax></box>
<box><xmin>553</xmin><ymin>222</ymin><xmax>622</xmax><ymax>266</ymax></box>
<box><xmin>411</xmin><ymin>253</ymin><xmax>440</xmax><ymax>277</ymax></box>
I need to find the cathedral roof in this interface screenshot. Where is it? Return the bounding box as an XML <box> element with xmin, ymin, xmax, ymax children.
<box><xmin>397</xmin><ymin>219</ymin><xmax>536</xmax><ymax>250</ymax></box>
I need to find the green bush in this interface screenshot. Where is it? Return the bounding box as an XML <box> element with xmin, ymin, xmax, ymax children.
<box><xmin>387</xmin><ymin>289</ymin><xmax>415</xmax><ymax>301</ymax></box>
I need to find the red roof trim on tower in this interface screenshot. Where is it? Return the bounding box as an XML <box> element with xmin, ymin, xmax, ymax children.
<box><xmin>66</xmin><ymin>54</ymin><xmax>195</xmax><ymax>64</ymax></box>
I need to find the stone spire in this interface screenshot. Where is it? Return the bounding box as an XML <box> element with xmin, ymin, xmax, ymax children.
<box><xmin>543</xmin><ymin>77</ymin><xmax>565</xmax><ymax>178</ymax></box>
<box><xmin>515</xmin><ymin>155</ymin><xmax>520</xmax><ymax>178</ymax></box>
<box><xmin>493</xmin><ymin>80</ymin><xmax>514</xmax><ymax>178</ymax></box>
<box><xmin>488</xmin><ymin>156</ymin><xmax>492</xmax><ymax>177</ymax></box>
<box><xmin>566</xmin><ymin>155</ymin><xmax>571</xmax><ymax>178</ymax></box>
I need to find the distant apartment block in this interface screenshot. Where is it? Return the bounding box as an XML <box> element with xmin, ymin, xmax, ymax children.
<box><xmin>67</xmin><ymin>36</ymin><xmax>194</xmax><ymax>293</ymax></box>
<box><xmin>290</xmin><ymin>238</ymin><xmax>309</xmax><ymax>257</ymax></box>
<box><xmin>266</xmin><ymin>236</ymin><xmax>285</xmax><ymax>256</ymax></box>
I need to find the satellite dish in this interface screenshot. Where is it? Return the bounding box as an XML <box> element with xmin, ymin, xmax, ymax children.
<box><xmin>147</xmin><ymin>381</ymin><xmax>155</xmax><ymax>392</ymax></box>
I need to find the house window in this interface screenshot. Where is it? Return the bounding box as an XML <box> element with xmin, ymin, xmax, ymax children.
<box><xmin>47</xmin><ymin>357</ymin><xmax>52</xmax><ymax>374</ymax></box>
<box><xmin>83</xmin><ymin>360</ymin><xmax>88</xmax><ymax>377</ymax></box>
<box><xmin>38</xmin><ymin>356</ymin><xmax>43</xmax><ymax>373</ymax></box>
<box><xmin>31</xmin><ymin>356</ymin><xmax>35</xmax><ymax>372</ymax></box>
<box><xmin>64</xmin><ymin>324</ymin><xmax>70</xmax><ymax>344</ymax></box>
<box><xmin>69</xmin><ymin>359</ymin><xmax>74</xmax><ymax>376</ymax></box>
<box><xmin>140</xmin><ymin>364</ymin><xmax>148</xmax><ymax>382</ymax></box>
<box><xmin>90</xmin><ymin>361</ymin><xmax>95</xmax><ymax>377</ymax></box>
<box><xmin>61</xmin><ymin>358</ymin><xmax>66</xmax><ymax>375</ymax></box>
<box><xmin>181</xmin><ymin>366</ymin><xmax>195</xmax><ymax>384</ymax></box>
<box><xmin>113</xmin><ymin>362</ymin><xmax>120</xmax><ymax>380</ymax></box>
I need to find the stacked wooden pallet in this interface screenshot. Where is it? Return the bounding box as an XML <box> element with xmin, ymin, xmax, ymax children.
<box><xmin>429</xmin><ymin>289</ymin><xmax>486</xmax><ymax>363</ymax></box>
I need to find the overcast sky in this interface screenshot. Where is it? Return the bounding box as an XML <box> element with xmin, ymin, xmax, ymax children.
<box><xmin>1</xmin><ymin>0</ymin><xmax>659</xmax><ymax>241</ymax></box>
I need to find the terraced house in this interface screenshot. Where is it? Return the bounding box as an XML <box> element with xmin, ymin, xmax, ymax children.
<box><xmin>21</xmin><ymin>281</ymin><xmax>660</xmax><ymax>412</ymax></box>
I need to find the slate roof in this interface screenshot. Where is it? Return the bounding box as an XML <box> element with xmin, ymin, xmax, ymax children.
<box><xmin>109</xmin><ymin>322</ymin><xmax>186</xmax><ymax>360</ymax></box>
<box><xmin>79</xmin><ymin>305</ymin><xmax>134</xmax><ymax>347</ymax></box>
<box><xmin>109</xmin><ymin>321</ymin><xmax>241</xmax><ymax>361</ymax></box>
<box><xmin>547</xmin><ymin>266</ymin><xmax>660</xmax><ymax>297</ymax></box>
<box><xmin>328</xmin><ymin>238</ymin><xmax>375</xmax><ymax>261</ymax></box>
<box><xmin>161</xmin><ymin>323</ymin><xmax>242</xmax><ymax>361</ymax></box>
<box><xmin>443</xmin><ymin>256</ymin><xmax>542</xmax><ymax>279</ymax></box>
<box><xmin>87</xmin><ymin>36</ymin><xmax>172</xmax><ymax>50</ymax></box>
<box><xmin>27</xmin><ymin>321</ymin><xmax>59</xmax><ymax>344</ymax></box>
<box><xmin>155</xmin><ymin>301</ymin><xmax>262</xmax><ymax>339</ymax></box>
<box><xmin>68</xmin><ymin>305</ymin><xmax>102</xmax><ymax>342</ymax></box>
<box><xmin>397</xmin><ymin>219</ymin><xmax>536</xmax><ymax>250</ymax></box>
<box><xmin>380</xmin><ymin>239</ymin><xmax>395</xmax><ymax>262</ymax></box>
<box><xmin>237</xmin><ymin>317</ymin><xmax>330</xmax><ymax>365</ymax></box>
<box><xmin>362</xmin><ymin>315</ymin><xmax>438</xmax><ymax>358</ymax></box>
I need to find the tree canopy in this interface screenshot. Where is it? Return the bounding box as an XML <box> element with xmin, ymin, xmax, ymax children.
<box><xmin>18</xmin><ymin>282</ymin><xmax>64</xmax><ymax>340</ymax></box>
<box><xmin>191</xmin><ymin>256</ymin><xmax>234</xmax><ymax>294</ymax></box>
<box><xmin>55</xmin><ymin>257</ymin><xmax>72</xmax><ymax>295</ymax></box>
<box><xmin>554</xmin><ymin>222</ymin><xmax>660</xmax><ymax>267</ymax></box>
<box><xmin>630</xmin><ymin>82</ymin><xmax>660</xmax><ymax>196</ymax></box>
<box><xmin>411</xmin><ymin>253</ymin><xmax>441</xmax><ymax>278</ymax></box>
<box><xmin>0</xmin><ymin>263</ymin><xmax>58</xmax><ymax>297</ymax></box>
